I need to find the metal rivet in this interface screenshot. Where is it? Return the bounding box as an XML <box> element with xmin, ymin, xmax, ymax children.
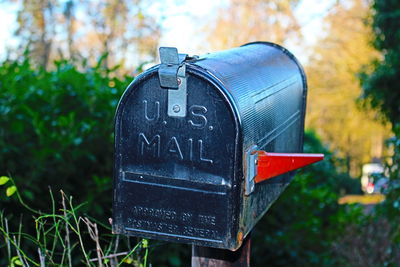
<box><xmin>209</xmin><ymin>126</ymin><xmax>214</xmax><ymax>131</ymax></box>
<box><xmin>172</xmin><ymin>105</ymin><xmax>181</xmax><ymax>113</ymax></box>
<box><xmin>177</xmin><ymin>78</ymin><xmax>181</xmax><ymax>85</ymax></box>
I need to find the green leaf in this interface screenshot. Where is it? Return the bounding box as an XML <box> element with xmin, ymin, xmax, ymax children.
<box><xmin>124</xmin><ymin>257</ymin><xmax>133</xmax><ymax>264</ymax></box>
<box><xmin>6</xmin><ymin>186</ymin><xmax>17</xmax><ymax>197</ymax></box>
<box><xmin>0</xmin><ymin>176</ymin><xmax>10</xmax><ymax>185</ymax></box>
<box><xmin>11</xmin><ymin>256</ymin><xmax>22</xmax><ymax>266</ymax></box>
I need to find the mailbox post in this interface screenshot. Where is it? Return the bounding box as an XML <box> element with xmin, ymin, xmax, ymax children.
<box><xmin>113</xmin><ymin>42</ymin><xmax>323</xmax><ymax>265</ymax></box>
<box><xmin>192</xmin><ymin>235</ymin><xmax>251</xmax><ymax>266</ymax></box>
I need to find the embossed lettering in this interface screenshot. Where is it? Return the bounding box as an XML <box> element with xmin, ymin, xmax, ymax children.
<box><xmin>188</xmin><ymin>138</ymin><xmax>194</xmax><ymax>161</ymax></box>
<box><xmin>166</xmin><ymin>136</ymin><xmax>183</xmax><ymax>160</ymax></box>
<box><xmin>198</xmin><ymin>215</ymin><xmax>216</xmax><ymax>226</ymax></box>
<box><xmin>188</xmin><ymin>105</ymin><xmax>208</xmax><ymax>129</ymax></box>
<box><xmin>183</xmin><ymin>226</ymin><xmax>218</xmax><ymax>238</ymax></box>
<box><xmin>133</xmin><ymin>206</ymin><xmax>177</xmax><ymax>221</ymax></box>
<box><xmin>199</xmin><ymin>140</ymin><xmax>213</xmax><ymax>163</ymax></box>
<box><xmin>143</xmin><ymin>100</ymin><xmax>160</xmax><ymax>122</ymax></box>
<box><xmin>138</xmin><ymin>133</ymin><xmax>160</xmax><ymax>157</ymax></box>
<box><xmin>138</xmin><ymin>134</ymin><xmax>213</xmax><ymax>163</ymax></box>
<box><xmin>129</xmin><ymin>219</ymin><xmax>178</xmax><ymax>234</ymax></box>
<box><xmin>182</xmin><ymin>212</ymin><xmax>193</xmax><ymax>223</ymax></box>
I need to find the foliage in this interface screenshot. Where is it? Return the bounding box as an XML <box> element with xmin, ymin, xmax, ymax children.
<box><xmin>360</xmin><ymin>0</ymin><xmax>400</xmax><ymax>125</ymax></box>
<box><xmin>306</xmin><ymin>0</ymin><xmax>390</xmax><ymax>176</ymax></box>
<box><xmin>0</xmin><ymin>57</ymin><xmax>131</xmax><ymax>226</ymax></box>
<box><xmin>7</xmin><ymin>0</ymin><xmax>160</xmax><ymax>69</ymax></box>
<box><xmin>252</xmin><ymin>130</ymin><xmax>363</xmax><ymax>266</ymax></box>
<box><xmin>333</xmin><ymin>218</ymin><xmax>400</xmax><ymax>267</ymax></box>
<box><xmin>207</xmin><ymin>0</ymin><xmax>301</xmax><ymax>49</ymax></box>
<box><xmin>360</xmin><ymin>0</ymin><xmax>400</xmax><ymax>246</ymax></box>
<box><xmin>0</xmin><ymin>176</ymin><xmax>148</xmax><ymax>266</ymax></box>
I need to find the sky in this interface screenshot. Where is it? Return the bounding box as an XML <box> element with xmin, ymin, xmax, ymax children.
<box><xmin>0</xmin><ymin>0</ymin><xmax>334</xmax><ymax>64</ymax></box>
<box><xmin>0</xmin><ymin>2</ymin><xmax>19</xmax><ymax>57</ymax></box>
<box><xmin>156</xmin><ymin>0</ymin><xmax>334</xmax><ymax>62</ymax></box>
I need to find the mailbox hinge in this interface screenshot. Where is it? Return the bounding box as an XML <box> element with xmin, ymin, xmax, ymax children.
<box><xmin>159</xmin><ymin>47</ymin><xmax>188</xmax><ymax>118</ymax></box>
<box><xmin>245</xmin><ymin>145</ymin><xmax>258</xmax><ymax>196</ymax></box>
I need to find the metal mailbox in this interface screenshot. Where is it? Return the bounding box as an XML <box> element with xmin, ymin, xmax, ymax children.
<box><xmin>113</xmin><ymin>42</ymin><xmax>322</xmax><ymax>250</ymax></box>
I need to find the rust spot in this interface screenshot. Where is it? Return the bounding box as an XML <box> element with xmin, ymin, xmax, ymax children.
<box><xmin>237</xmin><ymin>231</ymin><xmax>244</xmax><ymax>242</ymax></box>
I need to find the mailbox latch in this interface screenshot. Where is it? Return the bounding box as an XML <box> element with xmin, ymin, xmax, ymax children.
<box><xmin>159</xmin><ymin>47</ymin><xmax>188</xmax><ymax>118</ymax></box>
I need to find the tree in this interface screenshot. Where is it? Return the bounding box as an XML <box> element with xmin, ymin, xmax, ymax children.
<box><xmin>360</xmin><ymin>0</ymin><xmax>400</xmax><ymax>222</ymax></box>
<box><xmin>80</xmin><ymin>0</ymin><xmax>161</xmax><ymax>68</ymax></box>
<box><xmin>360</xmin><ymin>0</ymin><xmax>400</xmax><ymax>127</ymax></box>
<box><xmin>206</xmin><ymin>0</ymin><xmax>301</xmax><ymax>50</ymax></box>
<box><xmin>15</xmin><ymin>0</ymin><xmax>57</xmax><ymax>68</ymax></box>
<box><xmin>306</xmin><ymin>0</ymin><xmax>390</xmax><ymax>176</ymax></box>
<box><xmin>9</xmin><ymin>0</ymin><xmax>161</xmax><ymax>70</ymax></box>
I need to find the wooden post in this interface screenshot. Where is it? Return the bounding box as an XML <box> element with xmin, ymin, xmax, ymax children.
<box><xmin>191</xmin><ymin>235</ymin><xmax>251</xmax><ymax>267</ymax></box>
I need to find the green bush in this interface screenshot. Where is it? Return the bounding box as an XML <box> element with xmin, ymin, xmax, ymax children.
<box><xmin>0</xmin><ymin>57</ymin><xmax>131</xmax><ymax>218</ymax></box>
<box><xmin>359</xmin><ymin>0</ymin><xmax>400</xmax><ymax>260</ymax></box>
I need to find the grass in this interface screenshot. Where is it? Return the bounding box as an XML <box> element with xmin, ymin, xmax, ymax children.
<box><xmin>0</xmin><ymin>176</ymin><xmax>148</xmax><ymax>266</ymax></box>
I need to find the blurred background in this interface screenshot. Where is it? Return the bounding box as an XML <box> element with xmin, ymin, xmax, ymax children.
<box><xmin>0</xmin><ymin>0</ymin><xmax>399</xmax><ymax>266</ymax></box>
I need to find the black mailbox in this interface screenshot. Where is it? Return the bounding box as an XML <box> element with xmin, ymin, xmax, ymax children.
<box><xmin>113</xmin><ymin>42</ymin><xmax>322</xmax><ymax>250</ymax></box>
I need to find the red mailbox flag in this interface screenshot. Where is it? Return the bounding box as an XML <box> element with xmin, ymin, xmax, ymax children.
<box><xmin>255</xmin><ymin>152</ymin><xmax>324</xmax><ymax>183</ymax></box>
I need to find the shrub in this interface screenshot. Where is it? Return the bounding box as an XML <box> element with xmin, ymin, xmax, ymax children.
<box><xmin>0</xmin><ymin>58</ymin><xmax>131</xmax><ymax>218</ymax></box>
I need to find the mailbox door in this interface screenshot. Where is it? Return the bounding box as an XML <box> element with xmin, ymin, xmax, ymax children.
<box><xmin>113</xmin><ymin>68</ymin><xmax>241</xmax><ymax>249</ymax></box>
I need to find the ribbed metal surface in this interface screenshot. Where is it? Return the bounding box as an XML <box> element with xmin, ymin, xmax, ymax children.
<box><xmin>192</xmin><ymin>42</ymin><xmax>307</xmax><ymax>240</ymax></box>
<box><xmin>193</xmin><ymin>42</ymin><xmax>306</xmax><ymax>153</ymax></box>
